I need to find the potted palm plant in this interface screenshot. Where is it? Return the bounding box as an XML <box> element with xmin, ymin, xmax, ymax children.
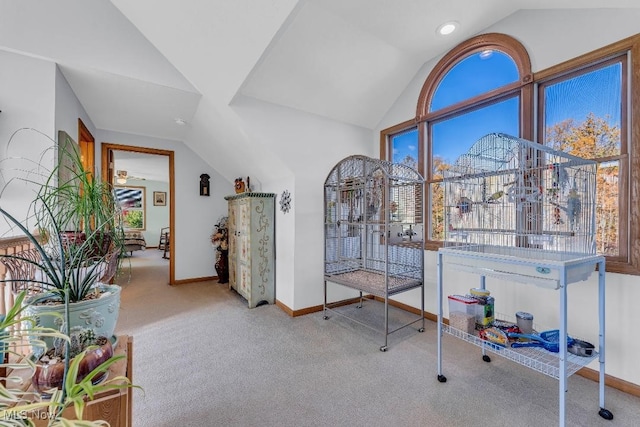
<box><xmin>0</xmin><ymin>128</ymin><xmax>138</xmax><ymax>424</ymax></box>
<box><xmin>0</xmin><ymin>128</ymin><xmax>125</xmax><ymax>346</ymax></box>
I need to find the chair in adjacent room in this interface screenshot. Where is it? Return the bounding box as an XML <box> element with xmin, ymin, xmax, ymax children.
<box><xmin>158</xmin><ymin>227</ymin><xmax>169</xmax><ymax>251</ymax></box>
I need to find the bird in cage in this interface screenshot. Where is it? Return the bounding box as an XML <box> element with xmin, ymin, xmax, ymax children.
<box><xmin>567</xmin><ymin>189</ymin><xmax>582</xmax><ymax>227</ymax></box>
<box><xmin>485</xmin><ymin>190</ymin><xmax>505</xmax><ymax>203</ymax></box>
<box><xmin>550</xmin><ymin>189</ymin><xmax>581</xmax><ymax>229</ymax></box>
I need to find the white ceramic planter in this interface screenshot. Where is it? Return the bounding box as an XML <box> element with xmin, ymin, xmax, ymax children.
<box><xmin>23</xmin><ymin>284</ymin><xmax>121</xmax><ymax>348</ymax></box>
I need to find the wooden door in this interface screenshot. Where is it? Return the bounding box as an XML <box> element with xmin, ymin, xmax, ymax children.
<box><xmin>78</xmin><ymin>119</ymin><xmax>95</xmax><ymax>179</ymax></box>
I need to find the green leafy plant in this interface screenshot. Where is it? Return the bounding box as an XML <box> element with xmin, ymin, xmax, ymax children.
<box><xmin>0</xmin><ymin>128</ymin><xmax>125</xmax><ymax>304</ymax></box>
<box><xmin>123</xmin><ymin>210</ymin><xmax>143</xmax><ymax>229</ymax></box>
<box><xmin>0</xmin><ymin>129</ymin><xmax>139</xmax><ymax>425</ymax></box>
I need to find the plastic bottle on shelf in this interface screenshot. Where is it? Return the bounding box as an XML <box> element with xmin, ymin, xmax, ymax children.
<box><xmin>469</xmin><ymin>287</ymin><xmax>494</xmax><ymax>327</ymax></box>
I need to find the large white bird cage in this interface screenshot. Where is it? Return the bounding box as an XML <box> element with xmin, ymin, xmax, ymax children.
<box><xmin>323</xmin><ymin>155</ymin><xmax>425</xmax><ymax>351</ymax></box>
<box><xmin>442</xmin><ymin>132</ymin><xmax>598</xmax><ymax>277</ymax></box>
<box><xmin>436</xmin><ymin>133</ymin><xmax>611</xmax><ymax>425</ymax></box>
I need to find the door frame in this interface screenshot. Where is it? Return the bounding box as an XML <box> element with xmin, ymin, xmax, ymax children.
<box><xmin>101</xmin><ymin>143</ymin><xmax>176</xmax><ymax>285</ymax></box>
<box><xmin>78</xmin><ymin>119</ymin><xmax>95</xmax><ymax>176</ymax></box>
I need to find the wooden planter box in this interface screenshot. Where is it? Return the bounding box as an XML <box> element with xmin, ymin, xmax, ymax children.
<box><xmin>2</xmin><ymin>335</ymin><xmax>133</xmax><ymax>427</ymax></box>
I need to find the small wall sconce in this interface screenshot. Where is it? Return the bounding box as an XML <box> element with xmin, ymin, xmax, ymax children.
<box><xmin>200</xmin><ymin>173</ymin><xmax>210</xmax><ymax>196</ymax></box>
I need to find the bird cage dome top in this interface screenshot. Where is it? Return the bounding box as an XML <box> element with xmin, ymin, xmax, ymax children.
<box><xmin>447</xmin><ymin>133</ymin><xmax>596</xmax><ymax>177</ymax></box>
<box><xmin>442</xmin><ymin>133</ymin><xmax>598</xmax><ymax>258</ymax></box>
<box><xmin>324</xmin><ymin>155</ymin><xmax>423</xmax><ymax>186</ymax></box>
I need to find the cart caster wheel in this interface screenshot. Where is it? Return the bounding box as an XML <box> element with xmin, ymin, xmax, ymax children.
<box><xmin>323</xmin><ymin>316</ymin><xmax>329</xmax><ymax>320</ymax></box>
<box><xmin>356</xmin><ymin>305</ymin><xmax>362</xmax><ymax>309</ymax></box>
<box><xmin>437</xmin><ymin>375</ymin><xmax>447</xmax><ymax>383</ymax></box>
<box><xmin>418</xmin><ymin>328</ymin><xmax>425</xmax><ymax>332</ymax></box>
<box><xmin>599</xmin><ymin>408</ymin><xmax>614</xmax><ymax>420</ymax></box>
<box><xmin>482</xmin><ymin>355</ymin><xmax>491</xmax><ymax>363</ymax></box>
<box><xmin>380</xmin><ymin>346</ymin><xmax>388</xmax><ymax>352</ymax></box>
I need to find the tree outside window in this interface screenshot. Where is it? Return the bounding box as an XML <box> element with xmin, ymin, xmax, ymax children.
<box><xmin>383</xmin><ymin>32</ymin><xmax>640</xmax><ymax>273</ymax></box>
<box><xmin>540</xmin><ymin>60</ymin><xmax>624</xmax><ymax>259</ymax></box>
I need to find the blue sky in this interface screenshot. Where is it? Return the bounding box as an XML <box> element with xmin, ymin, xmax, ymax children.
<box><xmin>544</xmin><ymin>63</ymin><xmax>621</xmax><ymax>127</ymax></box>
<box><xmin>392</xmin><ymin>53</ymin><xmax>621</xmax><ymax>170</ymax></box>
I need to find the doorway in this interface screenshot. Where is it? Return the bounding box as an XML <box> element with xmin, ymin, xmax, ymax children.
<box><xmin>101</xmin><ymin>143</ymin><xmax>175</xmax><ymax>285</ymax></box>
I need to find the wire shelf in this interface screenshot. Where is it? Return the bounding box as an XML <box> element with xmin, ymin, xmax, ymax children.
<box><xmin>443</xmin><ymin>324</ymin><xmax>597</xmax><ymax>379</ymax></box>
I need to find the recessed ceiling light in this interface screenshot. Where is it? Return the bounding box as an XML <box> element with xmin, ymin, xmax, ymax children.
<box><xmin>479</xmin><ymin>49</ymin><xmax>493</xmax><ymax>59</ymax></box>
<box><xmin>437</xmin><ymin>21</ymin><xmax>458</xmax><ymax>36</ymax></box>
<box><xmin>174</xmin><ymin>118</ymin><xmax>187</xmax><ymax>126</ymax></box>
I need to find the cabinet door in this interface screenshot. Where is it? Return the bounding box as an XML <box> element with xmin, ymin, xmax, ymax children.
<box><xmin>237</xmin><ymin>198</ymin><xmax>252</xmax><ymax>299</ymax></box>
<box><xmin>228</xmin><ymin>200</ymin><xmax>238</xmax><ymax>290</ymax></box>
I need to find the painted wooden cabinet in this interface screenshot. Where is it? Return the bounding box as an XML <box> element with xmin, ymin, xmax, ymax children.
<box><xmin>225</xmin><ymin>192</ymin><xmax>276</xmax><ymax>308</ymax></box>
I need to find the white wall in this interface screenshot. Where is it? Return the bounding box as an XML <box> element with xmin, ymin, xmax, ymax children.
<box><xmin>97</xmin><ymin>130</ymin><xmax>231</xmax><ymax>281</ymax></box>
<box><xmin>376</xmin><ymin>8</ymin><xmax>640</xmax><ymax>385</ymax></box>
<box><xmin>55</xmin><ymin>66</ymin><xmax>96</xmax><ymax>144</ymax></box>
<box><xmin>1</xmin><ymin>49</ymin><xmax>230</xmax><ymax>282</ymax></box>
<box><xmin>0</xmin><ymin>51</ymin><xmax>56</xmax><ymax>237</ymax></box>
<box><xmin>232</xmin><ymin>95</ymin><xmax>373</xmax><ymax>309</ymax></box>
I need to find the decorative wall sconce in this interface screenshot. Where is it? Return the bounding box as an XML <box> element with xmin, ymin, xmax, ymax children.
<box><xmin>200</xmin><ymin>173</ymin><xmax>210</xmax><ymax>196</ymax></box>
<box><xmin>280</xmin><ymin>190</ymin><xmax>291</xmax><ymax>213</ymax></box>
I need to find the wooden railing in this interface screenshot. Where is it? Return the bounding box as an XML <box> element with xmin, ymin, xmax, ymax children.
<box><xmin>0</xmin><ymin>235</ymin><xmax>36</xmax><ymax>316</ymax></box>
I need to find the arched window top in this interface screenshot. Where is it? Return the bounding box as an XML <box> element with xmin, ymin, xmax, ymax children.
<box><xmin>416</xmin><ymin>33</ymin><xmax>532</xmax><ymax>121</ymax></box>
<box><xmin>431</xmin><ymin>50</ymin><xmax>519</xmax><ymax>111</ymax></box>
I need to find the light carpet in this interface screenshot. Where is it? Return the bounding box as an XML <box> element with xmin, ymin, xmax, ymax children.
<box><xmin>114</xmin><ymin>250</ymin><xmax>640</xmax><ymax>427</ymax></box>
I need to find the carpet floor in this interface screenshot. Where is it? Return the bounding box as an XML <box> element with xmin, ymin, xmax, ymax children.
<box><xmin>114</xmin><ymin>250</ymin><xmax>640</xmax><ymax>427</ymax></box>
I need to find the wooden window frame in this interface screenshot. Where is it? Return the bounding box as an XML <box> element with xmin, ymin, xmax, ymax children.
<box><xmin>534</xmin><ymin>35</ymin><xmax>640</xmax><ymax>274</ymax></box>
<box><xmin>381</xmin><ymin>32</ymin><xmax>640</xmax><ymax>274</ymax></box>
<box><xmin>416</xmin><ymin>33</ymin><xmax>533</xmax><ymax>250</ymax></box>
<box><xmin>115</xmin><ymin>185</ymin><xmax>147</xmax><ymax>231</ymax></box>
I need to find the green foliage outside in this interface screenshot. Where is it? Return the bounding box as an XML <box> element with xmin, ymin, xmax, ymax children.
<box><xmin>546</xmin><ymin>113</ymin><xmax>620</xmax><ymax>256</ymax></box>
<box><xmin>124</xmin><ymin>210</ymin><xmax>144</xmax><ymax>229</ymax></box>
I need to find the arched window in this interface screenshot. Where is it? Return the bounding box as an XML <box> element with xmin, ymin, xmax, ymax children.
<box><xmin>382</xmin><ymin>32</ymin><xmax>640</xmax><ymax>274</ymax></box>
<box><xmin>415</xmin><ymin>33</ymin><xmax>533</xmax><ymax>244</ymax></box>
<box><xmin>431</xmin><ymin>50</ymin><xmax>520</xmax><ymax>111</ymax></box>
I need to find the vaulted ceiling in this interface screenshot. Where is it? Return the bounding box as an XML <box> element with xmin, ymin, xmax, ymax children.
<box><xmin>1</xmin><ymin>0</ymin><xmax>638</xmax><ymax>181</ymax></box>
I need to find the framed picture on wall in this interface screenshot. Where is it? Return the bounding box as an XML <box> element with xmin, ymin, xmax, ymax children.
<box><xmin>154</xmin><ymin>191</ymin><xmax>167</xmax><ymax>206</ymax></box>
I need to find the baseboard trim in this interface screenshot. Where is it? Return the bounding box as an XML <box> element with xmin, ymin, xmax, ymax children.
<box><xmin>577</xmin><ymin>367</ymin><xmax>640</xmax><ymax>397</ymax></box>
<box><xmin>277</xmin><ymin>297</ymin><xmax>367</xmax><ymax>317</ymax></box>
<box><xmin>172</xmin><ymin>275</ymin><xmax>217</xmax><ymax>285</ymax></box>
<box><xmin>275</xmin><ymin>299</ymin><xmax>295</xmax><ymax>316</ymax></box>
<box><xmin>279</xmin><ymin>297</ymin><xmax>639</xmax><ymax>397</ymax></box>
